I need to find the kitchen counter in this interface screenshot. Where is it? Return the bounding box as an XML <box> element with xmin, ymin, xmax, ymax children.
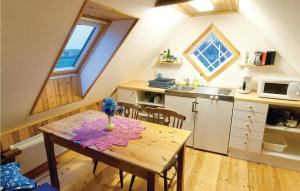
<box><xmin>235</xmin><ymin>91</ymin><xmax>300</xmax><ymax>108</ymax></box>
<box><xmin>119</xmin><ymin>81</ymin><xmax>300</xmax><ymax>108</ymax></box>
<box><xmin>118</xmin><ymin>81</ymin><xmax>165</xmax><ymax>93</ymax></box>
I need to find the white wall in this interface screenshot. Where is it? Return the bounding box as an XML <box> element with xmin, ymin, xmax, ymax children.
<box><xmin>1</xmin><ymin>0</ymin><xmax>187</xmax><ymax>131</ymax></box>
<box><xmin>138</xmin><ymin>13</ymin><xmax>298</xmax><ymax>90</ymax></box>
<box><xmin>80</xmin><ymin>20</ymin><xmax>135</xmax><ymax>94</ymax></box>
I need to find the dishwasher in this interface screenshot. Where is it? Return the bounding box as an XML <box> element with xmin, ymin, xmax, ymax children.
<box><xmin>193</xmin><ymin>87</ymin><xmax>235</xmax><ymax>154</ymax></box>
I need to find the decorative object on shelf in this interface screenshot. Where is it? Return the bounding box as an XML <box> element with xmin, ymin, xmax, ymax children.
<box><xmin>184</xmin><ymin>24</ymin><xmax>240</xmax><ymax>82</ymax></box>
<box><xmin>238</xmin><ymin>68</ymin><xmax>252</xmax><ymax>94</ymax></box>
<box><xmin>71</xmin><ymin>116</ymin><xmax>144</xmax><ymax>151</ymax></box>
<box><xmin>102</xmin><ymin>98</ymin><xmax>124</xmax><ymax>131</ymax></box>
<box><xmin>159</xmin><ymin>49</ymin><xmax>181</xmax><ymax>64</ymax></box>
<box><xmin>244</xmin><ymin>51</ymin><xmax>276</xmax><ymax>66</ymax></box>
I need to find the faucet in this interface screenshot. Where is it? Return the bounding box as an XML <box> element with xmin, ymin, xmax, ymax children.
<box><xmin>183</xmin><ymin>78</ymin><xmax>190</xmax><ymax>87</ymax></box>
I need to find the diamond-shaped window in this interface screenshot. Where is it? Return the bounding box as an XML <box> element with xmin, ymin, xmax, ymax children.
<box><xmin>184</xmin><ymin>24</ymin><xmax>240</xmax><ymax>81</ymax></box>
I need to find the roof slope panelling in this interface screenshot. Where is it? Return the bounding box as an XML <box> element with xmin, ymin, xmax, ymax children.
<box><xmin>1</xmin><ymin>0</ymin><xmax>85</xmax><ymax>131</ymax></box>
<box><xmin>240</xmin><ymin>0</ymin><xmax>300</xmax><ymax>75</ymax></box>
<box><xmin>1</xmin><ymin>0</ymin><xmax>187</xmax><ymax>131</ymax></box>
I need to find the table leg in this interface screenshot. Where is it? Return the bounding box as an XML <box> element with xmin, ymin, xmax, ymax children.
<box><xmin>147</xmin><ymin>172</ymin><xmax>155</xmax><ymax>191</ymax></box>
<box><xmin>43</xmin><ymin>133</ymin><xmax>60</xmax><ymax>189</ymax></box>
<box><xmin>177</xmin><ymin>145</ymin><xmax>185</xmax><ymax>191</ymax></box>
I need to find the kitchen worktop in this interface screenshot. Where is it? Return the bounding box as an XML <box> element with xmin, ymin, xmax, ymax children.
<box><xmin>235</xmin><ymin>91</ymin><xmax>300</xmax><ymax>108</ymax></box>
<box><xmin>118</xmin><ymin>81</ymin><xmax>165</xmax><ymax>93</ymax></box>
<box><xmin>119</xmin><ymin>81</ymin><xmax>300</xmax><ymax>108</ymax></box>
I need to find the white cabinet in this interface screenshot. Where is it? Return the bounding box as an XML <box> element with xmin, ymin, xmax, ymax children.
<box><xmin>117</xmin><ymin>88</ymin><xmax>137</xmax><ymax>105</ymax></box>
<box><xmin>165</xmin><ymin>95</ymin><xmax>196</xmax><ymax>147</ymax></box>
<box><xmin>194</xmin><ymin>98</ymin><xmax>234</xmax><ymax>154</ymax></box>
<box><xmin>229</xmin><ymin>101</ymin><xmax>268</xmax><ymax>153</ymax></box>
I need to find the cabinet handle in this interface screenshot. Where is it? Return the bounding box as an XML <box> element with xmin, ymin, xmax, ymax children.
<box><xmin>192</xmin><ymin>101</ymin><xmax>198</xmax><ymax>113</ymax></box>
<box><xmin>244</xmin><ymin>141</ymin><xmax>248</xmax><ymax>144</ymax></box>
<box><xmin>249</xmin><ymin>106</ymin><xmax>253</xmax><ymax>110</ymax></box>
<box><xmin>247</xmin><ymin>115</ymin><xmax>251</xmax><ymax>119</ymax></box>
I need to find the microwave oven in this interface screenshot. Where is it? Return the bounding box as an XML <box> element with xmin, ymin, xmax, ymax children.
<box><xmin>258</xmin><ymin>77</ymin><xmax>300</xmax><ymax>101</ymax></box>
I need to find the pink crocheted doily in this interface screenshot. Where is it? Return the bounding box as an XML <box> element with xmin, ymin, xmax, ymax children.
<box><xmin>71</xmin><ymin>116</ymin><xmax>144</xmax><ymax>151</ymax></box>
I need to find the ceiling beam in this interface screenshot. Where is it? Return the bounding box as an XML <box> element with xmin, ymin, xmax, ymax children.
<box><xmin>155</xmin><ymin>0</ymin><xmax>192</xmax><ymax>7</ymax></box>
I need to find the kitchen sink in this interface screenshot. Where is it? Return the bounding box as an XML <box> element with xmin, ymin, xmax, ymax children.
<box><xmin>168</xmin><ymin>86</ymin><xmax>195</xmax><ymax>91</ymax></box>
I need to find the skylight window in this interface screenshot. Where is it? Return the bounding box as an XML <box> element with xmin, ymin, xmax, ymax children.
<box><xmin>54</xmin><ymin>18</ymin><xmax>102</xmax><ymax>74</ymax></box>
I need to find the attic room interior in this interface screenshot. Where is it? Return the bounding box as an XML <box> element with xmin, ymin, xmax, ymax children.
<box><xmin>1</xmin><ymin>0</ymin><xmax>300</xmax><ymax>190</ymax></box>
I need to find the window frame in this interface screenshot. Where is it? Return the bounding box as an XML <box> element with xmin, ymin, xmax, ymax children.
<box><xmin>52</xmin><ymin>17</ymin><xmax>109</xmax><ymax>76</ymax></box>
<box><xmin>184</xmin><ymin>24</ymin><xmax>240</xmax><ymax>82</ymax></box>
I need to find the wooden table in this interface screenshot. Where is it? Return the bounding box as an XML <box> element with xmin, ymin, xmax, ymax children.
<box><xmin>39</xmin><ymin>110</ymin><xmax>191</xmax><ymax>191</ymax></box>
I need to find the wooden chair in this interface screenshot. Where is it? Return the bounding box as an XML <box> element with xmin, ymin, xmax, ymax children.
<box><xmin>92</xmin><ymin>102</ymin><xmax>140</xmax><ymax>188</ymax></box>
<box><xmin>1</xmin><ymin>141</ymin><xmax>22</xmax><ymax>165</ymax></box>
<box><xmin>129</xmin><ymin>107</ymin><xmax>186</xmax><ymax>191</ymax></box>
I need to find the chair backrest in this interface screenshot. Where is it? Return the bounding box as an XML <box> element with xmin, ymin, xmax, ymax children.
<box><xmin>144</xmin><ymin>107</ymin><xmax>186</xmax><ymax>129</ymax></box>
<box><xmin>117</xmin><ymin>102</ymin><xmax>140</xmax><ymax>120</ymax></box>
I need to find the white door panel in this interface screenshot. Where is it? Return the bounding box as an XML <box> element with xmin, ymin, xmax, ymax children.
<box><xmin>194</xmin><ymin>99</ymin><xmax>233</xmax><ymax>154</ymax></box>
<box><xmin>165</xmin><ymin>95</ymin><xmax>195</xmax><ymax>147</ymax></box>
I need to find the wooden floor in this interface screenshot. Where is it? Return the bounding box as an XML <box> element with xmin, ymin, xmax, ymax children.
<box><xmin>35</xmin><ymin>147</ymin><xmax>300</xmax><ymax>191</ymax></box>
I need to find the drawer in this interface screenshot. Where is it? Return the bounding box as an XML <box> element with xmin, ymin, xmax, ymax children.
<box><xmin>233</xmin><ymin>110</ymin><xmax>267</xmax><ymax>123</ymax></box>
<box><xmin>230</xmin><ymin>127</ymin><xmax>264</xmax><ymax>140</ymax></box>
<box><xmin>231</xmin><ymin>119</ymin><xmax>265</xmax><ymax>132</ymax></box>
<box><xmin>234</xmin><ymin>101</ymin><xmax>268</xmax><ymax>113</ymax></box>
<box><xmin>117</xmin><ymin>88</ymin><xmax>137</xmax><ymax>104</ymax></box>
<box><xmin>229</xmin><ymin>135</ymin><xmax>262</xmax><ymax>153</ymax></box>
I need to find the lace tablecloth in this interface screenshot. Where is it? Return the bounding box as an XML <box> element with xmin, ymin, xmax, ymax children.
<box><xmin>71</xmin><ymin>116</ymin><xmax>144</xmax><ymax>151</ymax></box>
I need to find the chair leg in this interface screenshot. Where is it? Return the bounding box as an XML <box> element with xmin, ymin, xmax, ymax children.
<box><xmin>163</xmin><ymin>171</ymin><xmax>168</xmax><ymax>191</ymax></box>
<box><xmin>129</xmin><ymin>175</ymin><xmax>136</xmax><ymax>191</ymax></box>
<box><xmin>119</xmin><ymin>170</ymin><xmax>123</xmax><ymax>188</ymax></box>
<box><xmin>93</xmin><ymin>160</ymin><xmax>98</xmax><ymax>174</ymax></box>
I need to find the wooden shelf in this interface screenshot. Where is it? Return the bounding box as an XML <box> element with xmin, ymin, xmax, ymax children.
<box><xmin>262</xmin><ymin>139</ymin><xmax>300</xmax><ymax>161</ymax></box>
<box><xmin>159</xmin><ymin>61</ymin><xmax>182</xmax><ymax>65</ymax></box>
<box><xmin>137</xmin><ymin>101</ymin><xmax>164</xmax><ymax>107</ymax></box>
<box><xmin>239</xmin><ymin>64</ymin><xmax>275</xmax><ymax>68</ymax></box>
<box><xmin>266</xmin><ymin>124</ymin><xmax>300</xmax><ymax>134</ymax></box>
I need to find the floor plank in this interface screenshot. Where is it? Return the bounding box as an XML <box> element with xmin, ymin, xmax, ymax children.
<box><xmin>35</xmin><ymin>148</ymin><xmax>300</xmax><ymax>191</ymax></box>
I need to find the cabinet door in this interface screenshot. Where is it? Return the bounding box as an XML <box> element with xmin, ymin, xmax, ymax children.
<box><xmin>194</xmin><ymin>99</ymin><xmax>233</xmax><ymax>154</ymax></box>
<box><xmin>165</xmin><ymin>95</ymin><xmax>195</xmax><ymax>147</ymax></box>
<box><xmin>117</xmin><ymin>88</ymin><xmax>137</xmax><ymax>104</ymax></box>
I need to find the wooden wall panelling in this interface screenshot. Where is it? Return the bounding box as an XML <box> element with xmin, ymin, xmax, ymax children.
<box><xmin>1</xmin><ymin>100</ymin><xmax>103</xmax><ymax>151</ymax></box>
<box><xmin>32</xmin><ymin>75</ymin><xmax>82</xmax><ymax>114</ymax></box>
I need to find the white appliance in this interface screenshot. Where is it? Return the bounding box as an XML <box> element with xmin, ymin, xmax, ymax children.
<box><xmin>165</xmin><ymin>86</ymin><xmax>235</xmax><ymax>154</ymax></box>
<box><xmin>258</xmin><ymin>77</ymin><xmax>300</xmax><ymax>101</ymax></box>
<box><xmin>193</xmin><ymin>95</ymin><xmax>234</xmax><ymax>154</ymax></box>
<box><xmin>238</xmin><ymin>68</ymin><xmax>252</xmax><ymax>94</ymax></box>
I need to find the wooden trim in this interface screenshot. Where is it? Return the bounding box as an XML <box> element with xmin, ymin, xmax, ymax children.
<box><xmin>155</xmin><ymin>0</ymin><xmax>192</xmax><ymax>7</ymax></box>
<box><xmin>1</xmin><ymin>98</ymin><xmax>103</xmax><ymax>151</ymax></box>
<box><xmin>30</xmin><ymin>0</ymin><xmax>88</xmax><ymax>115</ymax></box>
<box><xmin>183</xmin><ymin>23</ymin><xmax>240</xmax><ymax>82</ymax></box>
<box><xmin>81</xmin><ymin>19</ymin><xmax>139</xmax><ymax>98</ymax></box>
<box><xmin>77</xmin><ymin>22</ymin><xmax>111</xmax><ymax>73</ymax></box>
<box><xmin>85</xmin><ymin>0</ymin><xmax>138</xmax><ymax>20</ymax></box>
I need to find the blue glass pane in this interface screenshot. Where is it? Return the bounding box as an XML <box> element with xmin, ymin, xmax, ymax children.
<box><xmin>225</xmin><ymin>51</ymin><xmax>232</xmax><ymax>58</ymax></box>
<box><xmin>202</xmin><ymin>45</ymin><xmax>219</xmax><ymax>63</ymax></box>
<box><xmin>220</xmin><ymin>55</ymin><xmax>226</xmax><ymax>64</ymax></box>
<box><xmin>213</xmin><ymin>60</ymin><xmax>220</xmax><ymax>68</ymax></box>
<box><xmin>194</xmin><ymin>50</ymin><xmax>200</xmax><ymax>57</ymax></box>
<box><xmin>197</xmin><ymin>55</ymin><xmax>210</xmax><ymax>67</ymax></box>
<box><xmin>214</xmin><ymin>39</ymin><xmax>227</xmax><ymax>53</ymax></box>
<box><xmin>198</xmin><ymin>33</ymin><xmax>216</xmax><ymax>52</ymax></box>
<box><xmin>56</xmin><ymin>24</ymin><xmax>96</xmax><ymax>69</ymax></box>
<box><xmin>207</xmin><ymin>66</ymin><xmax>214</xmax><ymax>72</ymax></box>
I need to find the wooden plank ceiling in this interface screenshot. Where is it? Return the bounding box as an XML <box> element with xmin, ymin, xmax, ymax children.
<box><xmin>175</xmin><ymin>0</ymin><xmax>239</xmax><ymax>16</ymax></box>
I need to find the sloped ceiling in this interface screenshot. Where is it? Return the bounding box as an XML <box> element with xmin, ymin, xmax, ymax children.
<box><xmin>240</xmin><ymin>0</ymin><xmax>300</xmax><ymax>75</ymax></box>
<box><xmin>2</xmin><ymin>0</ymin><xmax>300</xmax><ymax>132</ymax></box>
<box><xmin>1</xmin><ymin>0</ymin><xmax>187</xmax><ymax>131</ymax></box>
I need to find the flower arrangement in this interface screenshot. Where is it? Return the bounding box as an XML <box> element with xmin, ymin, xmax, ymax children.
<box><xmin>102</xmin><ymin>98</ymin><xmax>124</xmax><ymax>130</ymax></box>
